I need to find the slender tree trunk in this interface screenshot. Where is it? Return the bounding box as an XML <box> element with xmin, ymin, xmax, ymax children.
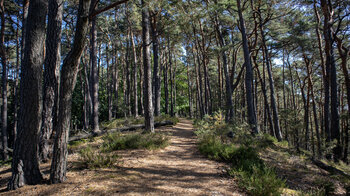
<box><xmin>125</xmin><ymin>27</ymin><xmax>131</xmax><ymax>117</ymax></box>
<box><xmin>186</xmin><ymin>54</ymin><xmax>193</xmax><ymax>118</ymax></box>
<box><xmin>215</xmin><ymin>22</ymin><xmax>234</xmax><ymax>122</ymax></box>
<box><xmin>142</xmin><ymin>0</ymin><xmax>154</xmax><ymax>132</ymax></box>
<box><xmin>151</xmin><ymin>15</ymin><xmax>160</xmax><ymax>116</ymax></box>
<box><xmin>164</xmin><ymin>44</ymin><xmax>169</xmax><ymax>114</ymax></box>
<box><xmin>89</xmin><ymin>0</ymin><xmax>99</xmax><ymax>132</ymax></box>
<box><xmin>114</xmin><ymin>46</ymin><xmax>120</xmax><ymax>117</ymax></box>
<box><xmin>0</xmin><ymin>0</ymin><xmax>8</xmax><ymax>160</ymax></box>
<box><xmin>8</xmin><ymin>0</ymin><xmax>47</xmax><ymax>189</ymax></box>
<box><xmin>107</xmin><ymin>45</ymin><xmax>112</xmax><ymax>121</ymax></box>
<box><xmin>259</xmin><ymin>16</ymin><xmax>282</xmax><ymax>141</ymax></box>
<box><xmin>12</xmin><ymin>24</ymin><xmax>20</xmax><ymax>147</ymax></box>
<box><xmin>169</xmin><ymin>47</ymin><xmax>174</xmax><ymax>116</ymax></box>
<box><xmin>320</xmin><ymin>0</ymin><xmax>341</xmax><ymax>161</ymax></box>
<box><xmin>40</xmin><ymin>0</ymin><xmax>63</xmax><ymax>162</ymax></box>
<box><xmin>50</xmin><ymin>0</ymin><xmax>91</xmax><ymax>183</ymax></box>
<box><xmin>237</xmin><ymin>0</ymin><xmax>259</xmax><ymax>134</ymax></box>
<box><xmin>131</xmin><ymin>31</ymin><xmax>138</xmax><ymax>117</ymax></box>
<box><xmin>254</xmin><ymin>59</ymin><xmax>274</xmax><ymax>136</ymax></box>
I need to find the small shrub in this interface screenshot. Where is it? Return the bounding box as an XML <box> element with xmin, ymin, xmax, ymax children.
<box><xmin>230</xmin><ymin>146</ymin><xmax>263</xmax><ymax>173</ymax></box>
<box><xmin>79</xmin><ymin>146</ymin><xmax>118</xmax><ymax>169</ymax></box>
<box><xmin>234</xmin><ymin>166</ymin><xmax>285</xmax><ymax>196</ymax></box>
<box><xmin>102</xmin><ymin>132</ymin><xmax>169</xmax><ymax>152</ymax></box>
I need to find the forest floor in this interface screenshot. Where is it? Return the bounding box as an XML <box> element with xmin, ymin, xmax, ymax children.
<box><xmin>0</xmin><ymin>119</ymin><xmax>244</xmax><ymax>196</ymax></box>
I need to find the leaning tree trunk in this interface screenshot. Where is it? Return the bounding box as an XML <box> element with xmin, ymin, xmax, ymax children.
<box><xmin>8</xmin><ymin>0</ymin><xmax>47</xmax><ymax>189</ymax></box>
<box><xmin>50</xmin><ymin>0</ymin><xmax>91</xmax><ymax>183</ymax></box>
<box><xmin>259</xmin><ymin>17</ymin><xmax>282</xmax><ymax>141</ymax></box>
<box><xmin>237</xmin><ymin>0</ymin><xmax>259</xmax><ymax>134</ymax></box>
<box><xmin>142</xmin><ymin>0</ymin><xmax>154</xmax><ymax>132</ymax></box>
<box><xmin>39</xmin><ymin>0</ymin><xmax>63</xmax><ymax>162</ymax></box>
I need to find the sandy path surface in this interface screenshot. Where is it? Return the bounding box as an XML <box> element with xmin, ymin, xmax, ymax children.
<box><xmin>0</xmin><ymin>119</ymin><xmax>242</xmax><ymax>196</ymax></box>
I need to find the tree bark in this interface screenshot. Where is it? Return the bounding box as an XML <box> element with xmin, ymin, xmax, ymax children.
<box><xmin>0</xmin><ymin>0</ymin><xmax>8</xmax><ymax>160</ymax></box>
<box><xmin>89</xmin><ymin>0</ymin><xmax>100</xmax><ymax>132</ymax></box>
<box><xmin>131</xmin><ymin>31</ymin><xmax>138</xmax><ymax>117</ymax></box>
<box><xmin>320</xmin><ymin>0</ymin><xmax>341</xmax><ymax>161</ymax></box>
<box><xmin>142</xmin><ymin>0</ymin><xmax>154</xmax><ymax>132</ymax></box>
<box><xmin>151</xmin><ymin>15</ymin><xmax>161</xmax><ymax>117</ymax></box>
<box><xmin>8</xmin><ymin>0</ymin><xmax>47</xmax><ymax>189</ymax></box>
<box><xmin>237</xmin><ymin>0</ymin><xmax>259</xmax><ymax>134</ymax></box>
<box><xmin>39</xmin><ymin>0</ymin><xmax>63</xmax><ymax>162</ymax></box>
<box><xmin>50</xmin><ymin>0</ymin><xmax>91</xmax><ymax>183</ymax></box>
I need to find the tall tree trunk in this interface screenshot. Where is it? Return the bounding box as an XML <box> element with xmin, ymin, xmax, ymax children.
<box><xmin>254</xmin><ymin>58</ymin><xmax>274</xmax><ymax>136</ymax></box>
<box><xmin>320</xmin><ymin>0</ymin><xmax>341</xmax><ymax>161</ymax></box>
<box><xmin>50</xmin><ymin>0</ymin><xmax>91</xmax><ymax>183</ymax></box>
<box><xmin>258</xmin><ymin>16</ymin><xmax>282</xmax><ymax>141</ymax></box>
<box><xmin>237</xmin><ymin>0</ymin><xmax>259</xmax><ymax>134</ymax></box>
<box><xmin>107</xmin><ymin>45</ymin><xmax>112</xmax><ymax>121</ymax></box>
<box><xmin>163</xmin><ymin>44</ymin><xmax>169</xmax><ymax>114</ymax></box>
<box><xmin>215</xmin><ymin>21</ymin><xmax>234</xmax><ymax>122</ymax></box>
<box><xmin>12</xmin><ymin>24</ymin><xmax>20</xmax><ymax>147</ymax></box>
<box><xmin>131</xmin><ymin>31</ymin><xmax>138</xmax><ymax>117</ymax></box>
<box><xmin>125</xmin><ymin>27</ymin><xmax>131</xmax><ymax>117</ymax></box>
<box><xmin>83</xmin><ymin>53</ymin><xmax>92</xmax><ymax>129</ymax></box>
<box><xmin>39</xmin><ymin>0</ymin><xmax>63</xmax><ymax>162</ymax></box>
<box><xmin>142</xmin><ymin>0</ymin><xmax>154</xmax><ymax>132</ymax></box>
<box><xmin>186</xmin><ymin>54</ymin><xmax>192</xmax><ymax>118</ymax></box>
<box><xmin>8</xmin><ymin>0</ymin><xmax>47</xmax><ymax>189</ymax></box>
<box><xmin>151</xmin><ymin>15</ymin><xmax>160</xmax><ymax>116</ymax></box>
<box><xmin>114</xmin><ymin>46</ymin><xmax>120</xmax><ymax>117</ymax></box>
<box><xmin>89</xmin><ymin>0</ymin><xmax>99</xmax><ymax>132</ymax></box>
<box><xmin>0</xmin><ymin>0</ymin><xmax>8</xmax><ymax>160</ymax></box>
<box><xmin>169</xmin><ymin>46</ymin><xmax>174</xmax><ymax>116</ymax></box>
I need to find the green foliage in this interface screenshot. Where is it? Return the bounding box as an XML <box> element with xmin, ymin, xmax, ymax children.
<box><xmin>198</xmin><ymin>134</ymin><xmax>236</xmax><ymax>161</ymax></box>
<box><xmin>196</xmin><ymin>115</ymin><xmax>285</xmax><ymax>196</ymax></box>
<box><xmin>233</xmin><ymin>166</ymin><xmax>285</xmax><ymax>196</ymax></box>
<box><xmin>101</xmin><ymin>132</ymin><xmax>169</xmax><ymax>152</ymax></box>
<box><xmin>78</xmin><ymin>146</ymin><xmax>118</xmax><ymax>169</ymax></box>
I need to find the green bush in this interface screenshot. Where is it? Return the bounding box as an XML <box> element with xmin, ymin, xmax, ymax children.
<box><xmin>234</xmin><ymin>166</ymin><xmax>285</xmax><ymax>196</ymax></box>
<box><xmin>196</xmin><ymin>116</ymin><xmax>285</xmax><ymax>196</ymax></box>
<box><xmin>78</xmin><ymin>146</ymin><xmax>118</xmax><ymax>169</ymax></box>
<box><xmin>102</xmin><ymin>132</ymin><xmax>169</xmax><ymax>152</ymax></box>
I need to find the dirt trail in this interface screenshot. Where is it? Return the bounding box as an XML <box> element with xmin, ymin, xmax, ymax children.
<box><xmin>0</xmin><ymin>119</ymin><xmax>242</xmax><ymax>196</ymax></box>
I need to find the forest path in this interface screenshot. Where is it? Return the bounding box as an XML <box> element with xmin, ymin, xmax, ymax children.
<box><xmin>0</xmin><ymin>118</ymin><xmax>243</xmax><ymax>196</ymax></box>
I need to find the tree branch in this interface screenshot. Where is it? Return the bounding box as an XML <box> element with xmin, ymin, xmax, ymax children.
<box><xmin>89</xmin><ymin>0</ymin><xmax>129</xmax><ymax>19</ymax></box>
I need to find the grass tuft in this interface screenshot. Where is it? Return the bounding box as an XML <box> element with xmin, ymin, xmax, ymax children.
<box><xmin>78</xmin><ymin>146</ymin><xmax>118</xmax><ymax>169</ymax></box>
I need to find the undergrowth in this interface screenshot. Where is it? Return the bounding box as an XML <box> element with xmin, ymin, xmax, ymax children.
<box><xmin>195</xmin><ymin>112</ymin><xmax>285</xmax><ymax>196</ymax></box>
<box><xmin>101</xmin><ymin>132</ymin><xmax>170</xmax><ymax>152</ymax></box>
<box><xmin>78</xmin><ymin>146</ymin><xmax>118</xmax><ymax>169</ymax></box>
